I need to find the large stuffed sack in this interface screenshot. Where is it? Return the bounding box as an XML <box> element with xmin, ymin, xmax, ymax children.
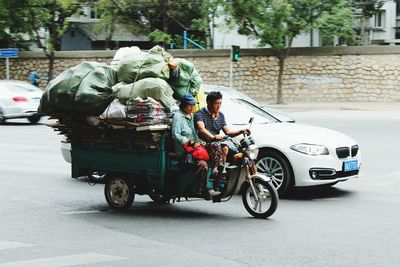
<box><xmin>39</xmin><ymin>61</ymin><xmax>103</xmax><ymax>114</ymax></box>
<box><xmin>75</xmin><ymin>65</ymin><xmax>117</xmax><ymax>115</ymax></box>
<box><xmin>116</xmin><ymin>51</ymin><xmax>170</xmax><ymax>83</ymax></box>
<box><xmin>112</xmin><ymin>78</ymin><xmax>176</xmax><ymax>110</ymax></box>
<box><xmin>148</xmin><ymin>45</ymin><xmax>174</xmax><ymax>64</ymax></box>
<box><xmin>168</xmin><ymin>58</ymin><xmax>202</xmax><ymax>99</ymax></box>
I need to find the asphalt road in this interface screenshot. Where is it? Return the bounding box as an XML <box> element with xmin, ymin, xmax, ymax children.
<box><xmin>0</xmin><ymin>111</ymin><xmax>399</xmax><ymax>267</ymax></box>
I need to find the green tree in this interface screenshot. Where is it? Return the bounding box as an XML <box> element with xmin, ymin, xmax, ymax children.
<box><xmin>352</xmin><ymin>0</ymin><xmax>384</xmax><ymax>45</ymax></box>
<box><xmin>226</xmin><ymin>0</ymin><xmax>356</xmax><ymax>104</ymax></box>
<box><xmin>98</xmin><ymin>0</ymin><xmax>206</xmax><ymax>49</ymax></box>
<box><xmin>0</xmin><ymin>0</ymin><xmax>31</xmax><ymax>49</ymax></box>
<box><xmin>6</xmin><ymin>0</ymin><xmax>84</xmax><ymax>81</ymax></box>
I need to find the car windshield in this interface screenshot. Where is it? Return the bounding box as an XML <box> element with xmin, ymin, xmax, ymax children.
<box><xmin>221</xmin><ymin>98</ymin><xmax>279</xmax><ymax>125</ymax></box>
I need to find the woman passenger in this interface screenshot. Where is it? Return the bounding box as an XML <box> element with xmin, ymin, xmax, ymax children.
<box><xmin>171</xmin><ymin>94</ymin><xmax>211</xmax><ymax>199</ymax></box>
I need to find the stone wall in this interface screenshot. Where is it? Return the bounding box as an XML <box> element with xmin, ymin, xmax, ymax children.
<box><xmin>1</xmin><ymin>46</ymin><xmax>400</xmax><ymax>102</ymax></box>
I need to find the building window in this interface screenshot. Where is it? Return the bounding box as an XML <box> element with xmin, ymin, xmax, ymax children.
<box><xmin>374</xmin><ymin>10</ymin><xmax>385</xmax><ymax>28</ymax></box>
<box><xmin>70</xmin><ymin>30</ymin><xmax>75</xmax><ymax>38</ymax></box>
<box><xmin>90</xmin><ymin>7</ymin><xmax>101</xmax><ymax>19</ymax></box>
<box><xmin>397</xmin><ymin>3</ymin><xmax>400</xmax><ymax>16</ymax></box>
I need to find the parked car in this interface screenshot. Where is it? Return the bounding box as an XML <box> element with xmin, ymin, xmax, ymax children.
<box><xmin>61</xmin><ymin>85</ymin><xmax>361</xmax><ymax>195</ymax></box>
<box><xmin>0</xmin><ymin>80</ymin><xmax>43</xmax><ymax>124</ymax></box>
<box><xmin>204</xmin><ymin>85</ymin><xmax>361</xmax><ymax>195</ymax></box>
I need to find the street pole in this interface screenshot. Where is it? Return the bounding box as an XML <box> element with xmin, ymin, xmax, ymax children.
<box><xmin>229</xmin><ymin>59</ymin><xmax>233</xmax><ymax>89</ymax></box>
<box><xmin>6</xmin><ymin>58</ymin><xmax>9</xmax><ymax>80</ymax></box>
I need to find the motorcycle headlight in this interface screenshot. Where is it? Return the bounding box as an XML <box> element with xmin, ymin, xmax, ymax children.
<box><xmin>290</xmin><ymin>143</ymin><xmax>329</xmax><ymax>156</ymax></box>
<box><xmin>246</xmin><ymin>144</ymin><xmax>259</xmax><ymax>160</ymax></box>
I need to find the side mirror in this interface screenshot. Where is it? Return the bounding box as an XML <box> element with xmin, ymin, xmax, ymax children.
<box><xmin>248</xmin><ymin>117</ymin><xmax>254</xmax><ymax>131</ymax></box>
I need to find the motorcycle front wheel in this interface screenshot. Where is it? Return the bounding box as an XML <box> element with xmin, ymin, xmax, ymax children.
<box><xmin>242</xmin><ymin>178</ymin><xmax>279</xmax><ymax>219</ymax></box>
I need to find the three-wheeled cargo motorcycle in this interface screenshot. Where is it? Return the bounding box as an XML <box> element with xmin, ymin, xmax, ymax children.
<box><xmin>70</xmin><ymin>122</ymin><xmax>279</xmax><ymax>218</ymax></box>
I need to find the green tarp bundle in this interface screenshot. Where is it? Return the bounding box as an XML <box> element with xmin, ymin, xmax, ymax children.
<box><xmin>168</xmin><ymin>58</ymin><xmax>202</xmax><ymax>99</ymax></box>
<box><xmin>39</xmin><ymin>62</ymin><xmax>117</xmax><ymax>115</ymax></box>
<box><xmin>116</xmin><ymin>51</ymin><xmax>170</xmax><ymax>84</ymax></box>
<box><xmin>75</xmin><ymin>65</ymin><xmax>117</xmax><ymax>115</ymax></box>
<box><xmin>112</xmin><ymin>78</ymin><xmax>175</xmax><ymax>110</ymax></box>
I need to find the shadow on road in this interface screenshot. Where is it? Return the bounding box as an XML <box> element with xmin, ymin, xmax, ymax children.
<box><xmin>283</xmin><ymin>186</ymin><xmax>354</xmax><ymax>201</ymax></box>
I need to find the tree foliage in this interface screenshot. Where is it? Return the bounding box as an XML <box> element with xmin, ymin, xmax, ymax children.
<box><xmin>96</xmin><ymin>0</ymin><xmax>209</xmax><ymax>48</ymax></box>
<box><xmin>225</xmin><ymin>0</ymin><xmax>356</xmax><ymax>103</ymax></box>
<box><xmin>2</xmin><ymin>0</ymin><xmax>85</xmax><ymax>80</ymax></box>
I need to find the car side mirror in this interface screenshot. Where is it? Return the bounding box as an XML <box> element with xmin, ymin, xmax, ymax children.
<box><xmin>248</xmin><ymin>117</ymin><xmax>254</xmax><ymax>130</ymax></box>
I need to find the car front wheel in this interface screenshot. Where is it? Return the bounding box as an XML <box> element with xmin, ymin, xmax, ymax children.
<box><xmin>256</xmin><ymin>150</ymin><xmax>293</xmax><ymax>196</ymax></box>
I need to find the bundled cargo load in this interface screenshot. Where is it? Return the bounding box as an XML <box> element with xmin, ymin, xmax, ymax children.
<box><xmin>44</xmin><ymin>45</ymin><xmax>204</xmax><ymax>147</ymax></box>
<box><xmin>112</xmin><ymin>78</ymin><xmax>176</xmax><ymax>110</ymax></box>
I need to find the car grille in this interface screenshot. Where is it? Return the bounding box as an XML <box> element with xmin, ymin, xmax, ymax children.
<box><xmin>336</xmin><ymin>145</ymin><xmax>359</xmax><ymax>159</ymax></box>
<box><xmin>336</xmin><ymin>147</ymin><xmax>350</xmax><ymax>158</ymax></box>
<box><xmin>351</xmin><ymin>145</ymin><xmax>359</xmax><ymax>157</ymax></box>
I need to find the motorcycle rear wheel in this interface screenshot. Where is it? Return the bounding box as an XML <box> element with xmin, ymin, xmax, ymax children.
<box><xmin>242</xmin><ymin>178</ymin><xmax>278</xmax><ymax>219</ymax></box>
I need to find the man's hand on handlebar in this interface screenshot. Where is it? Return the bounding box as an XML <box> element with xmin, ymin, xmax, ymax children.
<box><xmin>241</xmin><ymin>128</ymin><xmax>251</xmax><ymax>136</ymax></box>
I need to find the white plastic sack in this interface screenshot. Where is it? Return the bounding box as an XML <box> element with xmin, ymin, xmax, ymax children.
<box><xmin>100</xmin><ymin>99</ymin><xmax>126</xmax><ymax>119</ymax></box>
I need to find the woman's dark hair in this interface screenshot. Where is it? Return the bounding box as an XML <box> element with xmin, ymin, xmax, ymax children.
<box><xmin>179</xmin><ymin>102</ymin><xmax>191</xmax><ymax>110</ymax></box>
<box><xmin>206</xmin><ymin>91</ymin><xmax>222</xmax><ymax>105</ymax></box>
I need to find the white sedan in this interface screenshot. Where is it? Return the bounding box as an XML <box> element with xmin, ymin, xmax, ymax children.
<box><xmin>0</xmin><ymin>80</ymin><xmax>43</xmax><ymax>124</ymax></box>
<box><xmin>208</xmin><ymin>86</ymin><xmax>361</xmax><ymax>195</ymax></box>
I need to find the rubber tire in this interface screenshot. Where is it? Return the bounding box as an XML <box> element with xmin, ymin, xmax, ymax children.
<box><xmin>148</xmin><ymin>194</ymin><xmax>170</xmax><ymax>204</ymax></box>
<box><xmin>242</xmin><ymin>179</ymin><xmax>278</xmax><ymax>219</ymax></box>
<box><xmin>28</xmin><ymin>115</ymin><xmax>41</xmax><ymax>124</ymax></box>
<box><xmin>256</xmin><ymin>150</ymin><xmax>294</xmax><ymax>196</ymax></box>
<box><xmin>0</xmin><ymin>111</ymin><xmax>5</xmax><ymax>125</ymax></box>
<box><xmin>104</xmin><ymin>176</ymin><xmax>134</xmax><ymax>210</ymax></box>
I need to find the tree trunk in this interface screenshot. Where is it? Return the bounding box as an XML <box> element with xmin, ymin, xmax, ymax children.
<box><xmin>47</xmin><ymin>51</ymin><xmax>55</xmax><ymax>82</ymax></box>
<box><xmin>276</xmin><ymin>56</ymin><xmax>285</xmax><ymax>104</ymax></box>
<box><xmin>205</xmin><ymin>14</ymin><xmax>212</xmax><ymax>49</ymax></box>
<box><xmin>360</xmin><ymin>16</ymin><xmax>368</xmax><ymax>45</ymax></box>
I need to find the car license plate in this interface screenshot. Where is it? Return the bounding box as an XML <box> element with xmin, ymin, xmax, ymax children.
<box><xmin>344</xmin><ymin>160</ymin><xmax>358</xmax><ymax>172</ymax></box>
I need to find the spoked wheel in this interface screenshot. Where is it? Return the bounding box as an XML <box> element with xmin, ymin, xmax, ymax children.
<box><xmin>104</xmin><ymin>176</ymin><xmax>134</xmax><ymax>210</ymax></box>
<box><xmin>242</xmin><ymin>178</ymin><xmax>278</xmax><ymax>219</ymax></box>
<box><xmin>256</xmin><ymin>151</ymin><xmax>293</xmax><ymax>196</ymax></box>
<box><xmin>148</xmin><ymin>194</ymin><xmax>170</xmax><ymax>204</ymax></box>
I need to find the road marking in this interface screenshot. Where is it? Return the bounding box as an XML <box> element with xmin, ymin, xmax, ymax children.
<box><xmin>0</xmin><ymin>253</ymin><xmax>127</xmax><ymax>267</ymax></box>
<box><xmin>59</xmin><ymin>210</ymin><xmax>101</xmax><ymax>215</ymax></box>
<box><xmin>0</xmin><ymin>242</ymin><xmax>33</xmax><ymax>251</ymax></box>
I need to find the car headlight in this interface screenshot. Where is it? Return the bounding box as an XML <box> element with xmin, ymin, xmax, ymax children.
<box><xmin>290</xmin><ymin>143</ymin><xmax>329</xmax><ymax>156</ymax></box>
<box><xmin>246</xmin><ymin>144</ymin><xmax>259</xmax><ymax>160</ymax></box>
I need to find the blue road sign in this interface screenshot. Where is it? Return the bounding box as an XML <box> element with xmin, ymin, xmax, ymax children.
<box><xmin>0</xmin><ymin>48</ymin><xmax>19</xmax><ymax>58</ymax></box>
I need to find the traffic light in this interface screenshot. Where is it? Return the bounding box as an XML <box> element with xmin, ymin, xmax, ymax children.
<box><xmin>231</xmin><ymin>45</ymin><xmax>240</xmax><ymax>62</ymax></box>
